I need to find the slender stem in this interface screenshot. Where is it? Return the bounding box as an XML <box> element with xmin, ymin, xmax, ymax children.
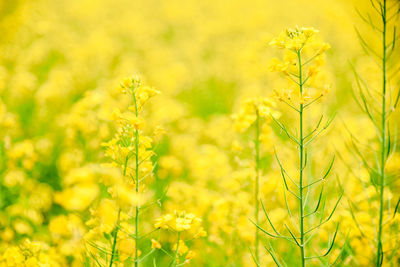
<box><xmin>377</xmin><ymin>0</ymin><xmax>387</xmax><ymax>266</ymax></box>
<box><xmin>123</xmin><ymin>156</ymin><xmax>129</xmax><ymax>176</ymax></box>
<box><xmin>109</xmin><ymin>154</ymin><xmax>129</xmax><ymax>266</ymax></box>
<box><xmin>297</xmin><ymin>50</ymin><xmax>306</xmax><ymax>267</ymax></box>
<box><xmin>132</xmin><ymin>90</ymin><xmax>140</xmax><ymax>267</ymax></box>
<box><xmin>173</xmin><ymin>232</ymin><xmax>181</xmax><ymax>267</ymax></box>
<box><xmin>254</xmin><ymin>111</ymin><xmax>261</xmax><ymax>264</ymax></box>
<box><xmin>109</xmin><ymin>209</ymin><xmax>121</xmax><ymax>267</ymax></box>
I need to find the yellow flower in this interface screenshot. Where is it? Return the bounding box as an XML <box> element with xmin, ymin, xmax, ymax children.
<box><xmin>108</xmin><ymin>183</ymin><xmax>140</xmax><ymax>208</ymax></box>
<box><xmin>155</xmin><ymin>211</ymin><xmax>203</xmax><ymax>233</ymax></box>
<box><xmin>269</xmin><ymin>31</ymin><xmax>287</xmax><ymax>49</ymax></box>
<box><xmin>186</xmin><ymin>250</ymin><xmax>196</xmax><ymax>260</ymax></box>
<box><xmin>136</xmin><ymin>86</ymin><xmax>161</xmax><ymax>101</ymax></box>
<box><xmin>268</xmin><ymin>58</ymin><xmax>289</xmax><ymax>73</ymax></box>
<box><xmin>119</xmin><ymin>239</ymin><xmax>141</xmax><ymax>261</ymax></box>
<box><xmin>270</xmin><ymin>26</ymin><xmax>326</xmax><ymax>52</ymax></box>
<box><xmin>154</xmin><ymin>214</ymin><xmax>173</xmax><ymax>229</ymax></box>
<box><xmin>151</xmin><ymin>239</ymin><xmax>162</xmax><ymax>249</ymax></box>
<box><xmin>13</xmin><ymin>220</ymin><xmax>33</xmax><ymax>235</ymax></box>
<box><xmin>98</xmin><ymin>200</ymin><xmax>119</xmax><ymax>223</ymax></box>
<box><xmin>112</xmin><ymin>108</ymin><xmax>121</xmax><ymax>122</ymax></box>
<box><xmin>232</xmin><ymin>97</ymin><xmax>276</xmax><ymax>132</ymax></box>
<box><xmin>319</xmin><ymin>42</ymin><xmax>331</xmax><ymax>53</ymax></box>
<box><xmin>154</xmin><ymin>125</ymin><xmax>167</xmax><ymax>137</ymax></box>
<box><xmin>307</xmin><ymin>65</ymin><xmax>318</xmax><ymax>77</ymax></box>
<box><xmin>299</xmin><ymin>90</ymin><xmax>312</xmax><ymax>104</ymax></box>
<box><xmin>194</xmin><ymin>227</ymin><xmax>207</xmax><ymax>238</ymax></box>
<box><xmin>49</xmin><ymin>215</ymin><xmax>71</xmax><ymax>237</ymax></box>
<box><xmin>121</xmin><ymin>77</ymin><xmax>133</xmax><ymax>88</ymax></box>
<box><xmin>301</xmin><ymin>27</ymin><xmax>319</xmax><ymax>37</ymax></box>
<box><xmin>1</xmin><ymin>228</ymin><xmax>14</xmax><ymax>242</ymax></box>
<box><xmin>25</xmin><ymin>257</ymin><xmax>38</xmax><ymax>267</ymax></box>
<box><xmin>176</xmin><ymin>217</ymin><xmax>192</xmax><ymax>231</ymax></box>
<box><xmin>2</xmin><ymin>247</ymin><xmax>24</xmax><ymax>266</ymax></box>
<box><xmin>231</xmin><ymin>140</ymin><xmax>243</xmax><ymax>152</ymax></box>
<box><xmin>140</xmin><ymin>136</ymin><xmax>153</xmax><ymax>148</ymax></box>
<box><xmin>321</xmin><ymin>84</ymin><xmax>330</xmax><ymax>96</ymax></box>
<box><xmin>120</xmin><ymin>75</ymin><xmax>141</xmax><ymax>93</ymax></box>
<box><xmin>173</xmin><ymin>240</ymin><xmax>189</xmax><ymax>256</ymax></box>
<box><xmin>127</xmin><ymin>114</ymin><xmax>145</xmax><ymax>130</ymax></box>
<box><xmin>3</xmin><ymin>170</ymin><xmax>25</xmax><ymax>187</ymax></box>
<box><xmin>54</xmin><ymin>183</ymin><xmax>99</xmax><ymax>211</ymax></box>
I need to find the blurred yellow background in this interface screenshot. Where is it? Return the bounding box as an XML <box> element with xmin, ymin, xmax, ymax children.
<box><xmin>0</xmin><ymin>0</ymin><xmax>399</xmax><ymax>266</ymax></box>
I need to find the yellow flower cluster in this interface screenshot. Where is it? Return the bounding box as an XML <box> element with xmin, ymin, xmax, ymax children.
<box><xmin>232</xmin><ymin>97</ymin><xmax>277</xmax><ymax>133</ymax></box>
<box><xmin>120</xmin><ymin>75</ymin><xmax>161</xmax><ymax>112</ymax></box>
<box><xmin>269</xmin><ymin>27</ymin><xmax>331</xmax><ymax>105</ymax></box>
<box><xmin>155</xmin><ymin>211</ymin><xmax>206</xmax><ymax>235</ymax></box>
<box><xmin>269</xmin><ymin>26</ymin><xmax>329</xmax><ymax>52</ymax></box>
<box><xmin>101</xmin><ymin>79</ymin><xmax>162</xmax><ymax>181</ymax></box>
<box><xmin>154</xmin><ymin>211</ymin><xmax>206</xmax><ymax>265</ymax></box>
<box><xmin>83</xmin><ymin>75</ymin><xmax>164</xmax><ymax>265</ymax></box>
<box><xmin>0</xmin><ymin>240</ymin><xmax>62</xmax><ymax>267</ymax></box>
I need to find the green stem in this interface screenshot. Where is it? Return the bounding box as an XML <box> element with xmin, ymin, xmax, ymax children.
<box><xmin>109</xmin><ymin>154</ymin><xmax>129</xmax><ymax>266</ymax></box>
<box><xmin>254</xmin><ymin>111</ymin><xmax>261</xmax><ymax>264</ymax></box>
<box><xmin>109</xmin><ymin>209</ymin><xmax>121</xmax><ymax>267</ymax></box>
<box><xmin>132</xmin><ymin>90</ymin><xmax>140</xmax><ymax>267</ymax></box>
<box><xmin>377</xmin><ymin>0</ymin><xmax>387</xmax><ymax>266</ymax></box>
<box><xmin>297</xmin><ymin>50</ymin><xmax>306</xmax><ymax>267</ymax></box>
<box><xmin>173</xmin><ymin>232</ymin><xmax>181</xmax><ymax>267</ymax></box>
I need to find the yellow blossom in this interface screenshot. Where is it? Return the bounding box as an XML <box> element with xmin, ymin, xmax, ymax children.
<box><xmin>151</xmin><ymin>239</ymin><xmax>162</xmax><ymax>249</ymax></box>
<box><xmin>173</xmin><ymin>240</ymin><xmax>189</xmax><ymax>256</ymax></box>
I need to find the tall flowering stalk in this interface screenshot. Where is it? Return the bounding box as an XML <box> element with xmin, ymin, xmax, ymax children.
<box><xmin>85</xmin><ymin>75</ymin><xmax>163</xmax><ymax>266</ymax></box>
<box><xmin>254</xmin><ymin>27</ymin><xmax>342</xmax><ymax>266</ymax></box>
<box><xmin>232</xmin><ymin>98</ymin><xmax>277</xmax><ymax>264</ymax></box>
<box><xmin>351</xmin><ymin>1</ymin><xmax>400</xmax><ymax>265</ymax></box>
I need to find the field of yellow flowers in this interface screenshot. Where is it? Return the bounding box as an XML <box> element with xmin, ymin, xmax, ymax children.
<box><xmin>0</xmin><ymin>0</ymin><xmax>399</xmax><ymax>266</ymax></box>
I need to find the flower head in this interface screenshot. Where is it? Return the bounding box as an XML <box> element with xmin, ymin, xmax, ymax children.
<box><xmin>232</xmin><ymin>97</ymin><xmax>277</xmax><ymax>133</ymax></box>
<box><xmin>269</xmin><ymin>26</ymin><xmax>320</xmax><ymax>52</ymax></box>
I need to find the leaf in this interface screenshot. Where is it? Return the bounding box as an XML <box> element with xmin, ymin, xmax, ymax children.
<box><xmin>394</xmin><ymin>197</ymin><xmax>400</xmax><ymax>218</ymax></box>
